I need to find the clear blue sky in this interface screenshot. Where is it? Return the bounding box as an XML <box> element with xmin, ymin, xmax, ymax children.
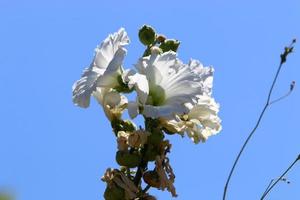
<box><xmin>0</xmin><ymin>0</ymin><xmax>299</xmax><ymax>199</ymax></box>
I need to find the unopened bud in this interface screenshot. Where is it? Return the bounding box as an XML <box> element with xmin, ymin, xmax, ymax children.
<box><xmin>139</xmin><ymin>25</ymin><xmax>156</xmax><ymax>46</ymax></box>
<box><xmin>104</xmin><ymin>184</ymin><xmax>125</xmax><ymax>200</ymax></box>
<box><xmin>116</xmin><ymin>151</ymin><xmax>141</xmax><ymax>168</ymax></box>
<box><xmin>159</xmin><ymin>39</ymin><xmax>180</xmax><ymax>52</ymax></box>
<box><xmin>156</xmin><ymin>34</ymin><xmax>166</xmax><ymax>43</ymax></box>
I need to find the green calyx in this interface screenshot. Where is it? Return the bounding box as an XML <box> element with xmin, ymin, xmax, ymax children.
<box><xmin>139</xmin><ymin>25</ymin><xmax>156</xmax><ymax>46</ymax></box>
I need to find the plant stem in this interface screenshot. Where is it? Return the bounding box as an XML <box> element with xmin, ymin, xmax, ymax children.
<box><xmin>143</xmin><ymin>185</ymin><xmax>151</xmax><ymax>193</ymax></box>
<box><xmin>260</xmin><ymin>156</ymin><xmax>299</xmax><ymax>200</ymax></box>
<box><xmin>222</xmin><ymin>40</ymin><xmax>295</xmax><ymax>200</ymax></box>
<box><xmin>133</xmin><ymin>145</ymin><xmax>148</xmax><ymax>186</ymax></box>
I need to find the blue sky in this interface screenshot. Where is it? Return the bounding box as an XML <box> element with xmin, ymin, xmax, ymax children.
<box><xmin>0</xmin><ymin>0</ymin><xmax>299</xmax><ymax>199</ymax></box>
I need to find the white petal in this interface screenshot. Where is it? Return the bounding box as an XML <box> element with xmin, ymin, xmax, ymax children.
<box><xmin>184</xmin><ymin>95</ymin><xmax>222</xmax><ymax>143</ymax></box>
<box><xmin>103</xmin><ymin>91</ymin><xmax>122</xmax><ymax>107</ymax></box>
<box><xmin>143</xmin><ymin>105</ymin><xmax>182</xmax><ymax>118</ymax></box>
<box><xmin>122</xmin><ymin>69</ymin><xmax>136</xmax><ymax>84</ymax></box>
<box><xmin>94</xmin><ymin>28</ymin><xmax>129</xmax><ymax>69</ymax></box>
<box><xmin>188</xmin><ymin>59</ymin><xmax>214</xmax><ymax>96</ymax></box>
<box><xmin>72</xmin><ymin>28</ymin><xmax>129</xmax><ymax>108</ymax></box>
<box><xmin>128</xmin><ymin>73</ymin><xmax>149</xmax><ymax>104</ymax></box>
<box><xmin>96</xmin><ymin>43</ymin><xmax>128</xmax><ymax>88</ymax></box>
<box><xmin>137</xmin><ymin>52</ymin><xmax>201</xmax><ymax>117</ymax></box>
<box><xmin>72</xmin><ymin>66</ymin><xmax>103</xmax><ymax>108</ymax></box>
<box><xmin>128</xmin><ymin>102</ymin><xmax>139</xmax><ymax>119</ymax></box>
<box><xmin>92</xmin><ymin>87</ymin><xmax>105</xmax><ymax>105</ymax></box>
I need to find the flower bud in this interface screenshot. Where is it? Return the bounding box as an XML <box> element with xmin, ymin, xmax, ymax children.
<box><xmin>139</xmin><ymin>25</ymin><xmax>156</xmax><ymax>46</ymax></box>
<box><xmin>156</xmin><ymin>34</ymin><xmax>166</xmax><ymax>43</ymax></box>
<box><xmin>143</xmin><ymin>170</ymin><xmax>161</xmax><ymax>188</ymax></box>
<box><xmin>122</xmin><ymin>120</ymin><xmax>136</xmax><ymax>132</ymax></box>
<box><xmin>104</xmin><ymin>184</ymin><xmax>125</xmax><ymax>200</ymax></box>
<box><xmin>116</xmin><ymin>151</ymin><xmax>141</xmax><ymax>168</ymax></box>
<box><xmin>159</xmin><ymin>39</ymin><xmax>180</xmax><ymax>52</ymax></box>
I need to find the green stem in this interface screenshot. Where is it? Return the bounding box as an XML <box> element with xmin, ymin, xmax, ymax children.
<box><xmin>133</xmin><ymin>144</ymin><xmax>149</xmax><ymax>186</ymax></box>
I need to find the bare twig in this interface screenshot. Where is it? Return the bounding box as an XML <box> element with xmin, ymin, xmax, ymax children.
<box><xmin>269</xmin><ymin>81</ymin><xmax>295</xmax><ymax>105</ymax></box>
<box><xmin>222</xmin><ymin>39</ymin><xmax>296</xmax><ymax>200</ymax></box>
<box><xmin>260</xmin><ymin>155</ymin><xmax>299</xmax><ymax>199</ymax></box>
<box><xmin>261</xmin><ymin>177</ymin><xmax>290</xmax><ymax>197</ymax></box>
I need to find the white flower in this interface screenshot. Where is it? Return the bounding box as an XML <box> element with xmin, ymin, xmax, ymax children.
<box><xmin>130</xmin><ymin>51</ymin><xmax>204</xmax><ymax>119</ymax></box>
<box><xmin>160</xmin><ymin>60</ymin><xmax>221</xmax><ymax>143</ymax></box>
<box><xmin>72</xmin><ymin>28</ymin><xmax>129</xmax><ymax>108</ymax></box>
<box><xmin>183</xmin><ymin>96</ymin><xmax>222</xmax><ymax>143</ymax></box>
<box><xmin>93</xmin><ymin>88</ymin><xmax>128</xmax><ymax>121</ymax></box>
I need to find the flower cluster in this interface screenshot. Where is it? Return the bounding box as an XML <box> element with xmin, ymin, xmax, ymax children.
<box><xmin>72</xmin><ymin>25</ymin><xmax>221</xmax><ymax>199</ymax></box>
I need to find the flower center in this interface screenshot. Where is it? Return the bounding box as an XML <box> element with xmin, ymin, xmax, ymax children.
<box><xmin>147</xmin><ymin>85</ymin><xmax>166</xmax><ymax>106</ymax></box>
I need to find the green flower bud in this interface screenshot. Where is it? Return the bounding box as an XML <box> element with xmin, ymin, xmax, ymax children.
<box><xmin>139</xmin><ymin>25</ymin><xmax>156</xmax><ymax>46</ymax></box>
<box><xmin>104</xmin><ymin>184</ymin><xmax>125</xmax><ymax>200</ymax></box>
<box><xmin>111</xmin><ymin>119</ymin><xmax>124</xmax><ymax>134</ymax></box>
<box><xmin>159</xmin><ymin>39</ymin><xmax>180</xmax><ymax>52</ymax></box>
<box><xmin>143</xmin><ymin>170</ymin><xmax>161</xmax><ymax>188</ymax></box>
<box><xmin>116</xmin><ymin>151</ymin><xmax>141</xmax><ymax>168</ymax></box>
<box><xmin>122</xmin><ymin>120</ymin><xmax>136</xmax><ymax>132</ymax></box>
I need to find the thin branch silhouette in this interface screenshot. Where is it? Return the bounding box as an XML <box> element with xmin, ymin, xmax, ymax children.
<box><xmin>261</xmin><ymin>177</ymin><xmax>290</xmax><ymax>197</ymax></box>
<box><xmin>260</xmin><ymin>155</ymin><xmax>299</xmax><ymax>200</ymax></box>
<box><xmin>269</xmin><ymin>81</ymin><xmax>295</xmax><ymax>105</ymax></box>
<box><xmin>223</xmin><ymin>39</ymin><xmax>296</xmax><ymax>200</ymax></box>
